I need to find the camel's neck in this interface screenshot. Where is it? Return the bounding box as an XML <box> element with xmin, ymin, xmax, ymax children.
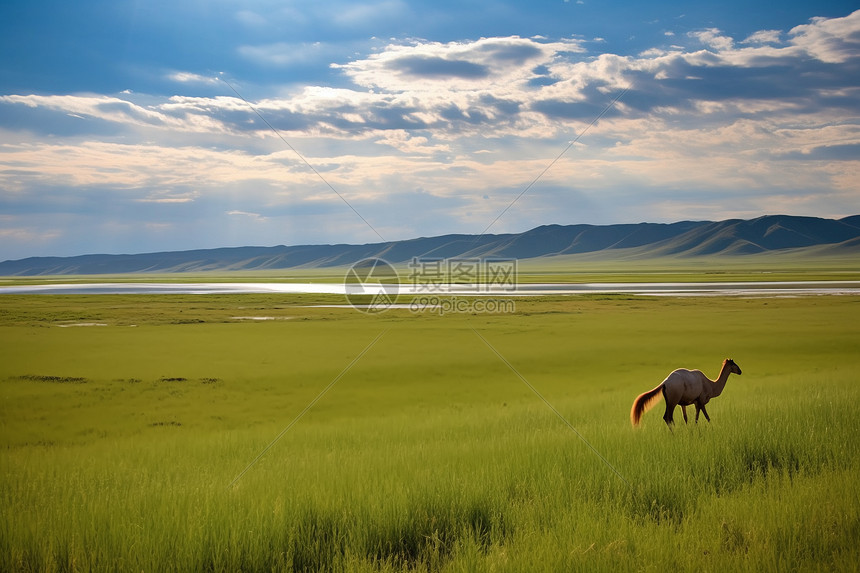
<box><xmin>711</xmin><ymin>363</ymin><xmax>733</xmax><ymax>397</ymax></box>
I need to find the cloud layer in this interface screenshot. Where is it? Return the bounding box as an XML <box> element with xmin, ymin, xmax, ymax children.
<box><xmin>1</xmin><ymin>9</ymin><xmax>859</xmax><ymax>259</ymax></box>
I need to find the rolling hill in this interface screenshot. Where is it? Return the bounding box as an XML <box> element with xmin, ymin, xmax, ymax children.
<box><xmin>1</xmin><ymin>215</ymin><xmax>858</xmax><ymax>276</ymax></box>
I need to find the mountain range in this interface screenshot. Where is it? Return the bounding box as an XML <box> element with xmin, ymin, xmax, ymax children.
<box><xmin>2</xmin><ymin>215</ymin><xmax>858</xmax><ymax>276</ymax></box>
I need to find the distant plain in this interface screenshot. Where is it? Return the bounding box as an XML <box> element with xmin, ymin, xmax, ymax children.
<box><xmin>3</xmin><ymin>249</ymin><xmax>860</xmax><ymax>286</ymax></box>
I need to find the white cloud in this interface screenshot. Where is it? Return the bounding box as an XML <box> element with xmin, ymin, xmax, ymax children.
<box><xmin>0</xmin><ymin>223</ymin><xmax>62</xmax><ymax>245</ymax></box>
<box><xmin>227</xmin><ymin>210</ymin><xmax>267</xmax><ymax>221</ymax></box>
<box><xmin>742</xmin><ymin>30</ymin><xmax>781</xmax><ymax>45</ymax></box>
<box><xmin>0</xmin><ymin>140</ymin><xmax>322</xmax><ymax>194</ymax></box>
<box><xmin>168</xmin><ymin>71</ymin><xmax>220</xmax><ymax>84</ymax></box>
<box><xmin>335</xmin><ymin>36</ymin><xmax>585</xmax><ymax>92</ymax></box>
<box><xmin>789</xmin><ymin>9</ymin><xmax>860</xmax><ymax>63</ymax></box>
<box><xmin>138</xmin><ymin>190</ymin><xmax>200</xmax><ymax>203</ymax></box>
<box><xmin>689</xmin><ymin>28</ymin><xmax>734</xmax><ymax>51</ymax></box>
<box><xmin>0</xmin><ymin>94</ymin><xmax>186</xmax><ymax>130</ymax></box>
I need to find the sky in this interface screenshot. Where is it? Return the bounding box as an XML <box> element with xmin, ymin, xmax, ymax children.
<box><xmin>1</xmin><ymin>1</ymin><xmax>859</xmax><ymax>260</ymax></box>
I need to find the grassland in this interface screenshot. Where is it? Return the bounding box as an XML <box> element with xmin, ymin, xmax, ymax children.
<box><xmin>2</xmin><ymin>249</ymin><xmax>860</xmax><ymax>287</ymax></box>
<box><xmin>1</xmin><ymin>292</ymin><xmax>859</xmax><ymax>571</ymax></box>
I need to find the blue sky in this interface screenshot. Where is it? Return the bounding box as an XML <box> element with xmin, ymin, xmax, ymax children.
<box><xmin>1</xmin><ymin>0</ymin><xmax>859</xmax><ymax>260</ymax></box>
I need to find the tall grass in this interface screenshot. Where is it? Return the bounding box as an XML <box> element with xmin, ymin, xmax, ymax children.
<box><xmin>1</xmin><ymin>294</ymin><xmax>858</xmax><ymax>571</ymax></box>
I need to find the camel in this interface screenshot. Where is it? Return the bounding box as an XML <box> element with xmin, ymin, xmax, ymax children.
<box><xmin>630</xmin><ymin>358</ymin><xmax>742</xmax><ymax>427</ymax></box>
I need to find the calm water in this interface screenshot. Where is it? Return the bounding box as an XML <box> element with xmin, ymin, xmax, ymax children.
<box><xmin>1</xmin><ymin>281</ymin><xmax>859</xmax><ymax>296</ymax></box>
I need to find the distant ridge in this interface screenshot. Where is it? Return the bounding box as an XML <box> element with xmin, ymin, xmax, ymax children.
<box><xmin>1</xmin><ymin>215</ymin><xmax>858</xmax><ymax>276</ymax></box>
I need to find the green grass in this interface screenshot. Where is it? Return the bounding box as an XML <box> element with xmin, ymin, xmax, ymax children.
<box><xmin>1</xmin><ymin>294</ymin><xmax>859</xmax><ymax>571</ymax></box>
<box><xmin>514</xmin><ymin>250</ymin><xmax>860</xmax><ymax>283</ymax></box>
<box><xmin>2</xmin><ymin>248</ymin><xmax>860</xmax><ymax>286</ymax></box>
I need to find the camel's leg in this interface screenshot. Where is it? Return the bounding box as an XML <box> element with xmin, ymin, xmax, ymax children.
<box><xmin>682</xmin><ymin>405</ymin><xmax>688</xmax><ymax>424</ymax></box>
<box><xmin>700</xmin><ymin>404</ymin><xmax>711</xmax><ymax>423</ymax></box>
<box><xmin>694</xmin><ymin>404</ymin><xmax>701</xmax><ymax>423</ymax></box>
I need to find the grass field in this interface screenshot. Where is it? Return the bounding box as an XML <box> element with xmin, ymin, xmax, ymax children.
<box><xmin>2</xmin><ymin>249</ymin><xmax>860</xmax><ymax>287</ymax></box>
<box><xmin>1</xmin><ymin>292</ymin><xmax>859</xmax><ymax>571</ymax></box>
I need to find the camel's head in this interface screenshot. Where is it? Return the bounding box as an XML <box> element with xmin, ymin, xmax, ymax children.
<box><xmin>726</xmin><ymin>358</ymin><xmax>742</xmax><ymax>375</ymax></box>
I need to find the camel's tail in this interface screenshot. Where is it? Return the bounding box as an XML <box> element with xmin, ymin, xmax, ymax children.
<box><xmin>631</xmin><ymin>384</ymin><xmax>664</xmax><ymax>427</ymax></box>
